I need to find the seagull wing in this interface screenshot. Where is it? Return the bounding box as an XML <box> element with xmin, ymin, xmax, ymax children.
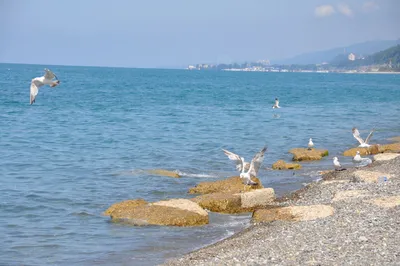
<box><xmin>44</xmin><ymin>68</ymin><xmax>57</xmax><ymax>80</ymax></box>
<box><xmin>222</xmin><ymin>149</ymin><xmax>243</xmax><ymax>172</ymax></box>
<box><xmin>30</xmin><ymin>79</ymin><xmax>43</xmax><ymax>105</ymax></box>
<box><xmin>275</xmin><ymin>98</ymin><xmax>279</xmax><ymax>106</ymax></box>
<box><xmin>365</xmin><ymin>129</ymin><xmax>375</xmax><ymax>144</ymax></box>
<box><xmin>352</xmin><ymin>127</ymin><xmax>364</xmax><ymax>145</ymax></box>
<box><xmin>248</xmin><ymin>146</ymin><xmax>267</xmax><ymax>177</ymax></box>
<box><xmin>243</xmin><ymin>161</ymin><xmax>251</xmax><ymax>171</ymax></box>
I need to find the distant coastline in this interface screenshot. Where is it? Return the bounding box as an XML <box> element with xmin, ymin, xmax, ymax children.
<box><xmin>187</xmin><ymin>43</ymin><xmax>400</xmax><ymax>74</ymax></box>
<box><xmin>185</xmin><ymin>66</ymin><xmax>400</xmax><ymax>74</ymax></box>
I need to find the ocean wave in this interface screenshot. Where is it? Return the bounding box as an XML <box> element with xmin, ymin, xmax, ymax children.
<box><xmin>70</xmin><ymin>211</ymin><xmax>97</xmax><ymax>217</ymax></box>
<box><xmin>175</xmin><ymin>170</ymin><xmax>219</xmax><ymax>178</ymax></box>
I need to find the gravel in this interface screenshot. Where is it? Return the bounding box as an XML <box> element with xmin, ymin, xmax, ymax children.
<box><xmin>162</xmin><ymin>156</ymin><xmax>400</xmax><ymax>266</ymax></box>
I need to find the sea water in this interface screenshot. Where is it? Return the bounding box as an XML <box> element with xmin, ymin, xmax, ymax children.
<box><xmin>0</xmin><ymin>63</ymin><xmax>399</xmax><ymax>265</ymax></box>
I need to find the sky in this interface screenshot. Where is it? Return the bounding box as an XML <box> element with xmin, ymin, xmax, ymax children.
<box><xmin>0</xmin><ymin>0</ymin><xmax>399</xmax><ymax>68</ymax></box>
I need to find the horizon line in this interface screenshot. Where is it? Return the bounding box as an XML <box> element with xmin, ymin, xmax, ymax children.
<box><xmin>0</xmin><ymin>61</ymin><xmax>186</xmax><ymax>70</ymax></box>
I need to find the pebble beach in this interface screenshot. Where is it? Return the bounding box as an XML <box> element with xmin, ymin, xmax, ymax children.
<box><xmin>163</xmin><ymin>153</ymin><xmax>400</xmax><ymax>266</ymax></box>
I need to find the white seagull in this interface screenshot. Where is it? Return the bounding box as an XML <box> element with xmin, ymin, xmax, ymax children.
<box><xmin>353</xmin><ymin>151</ymin><xmax>372</xmax><ymax>167</ymax></box>
<box><xmin>222</xmin><ymin>146</ymin><xmax>267</xmax><ymax>185</ymax></box>
<box><xmin>352</xmin><ymin>127</ymin><xmax>374</xmax><ymax>148</ymax></box>
<box><xmin>333</xmin><ymin>157</ymin><xmax>343</xmax><ymax>171</ymax></box>
<box><xmin>222</xmin><ymin>149</ymin><xmax>250</xmax><ymax>172</ymax></box>
<box><xmin>30</xmin><ymin>68</ymin><xmax>60</xmax><ymax>105</ymax></box>
<box><xmin>272</xmin><ymin>98</ymin><xmax>280</xmax><ymax>109</ymax></box>
<box><xmin>308</xmin><ymin>138</ymin><xmax>314</xmax><ymax>150</ymax></box>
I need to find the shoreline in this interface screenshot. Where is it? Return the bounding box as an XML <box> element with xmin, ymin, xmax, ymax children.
<box><xmin>162</xmin><ymin>152</ymin><xmax>400</xmax><ymax>265</ymax></box>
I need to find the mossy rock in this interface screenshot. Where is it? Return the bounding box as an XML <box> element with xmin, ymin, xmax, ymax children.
<box><xmin>103</xmin><ymin>199</ymin><xmax>148</xmax><ymax>216</ymax></box>
<box><xmin>188</xmin><ymin>176</ymin><xmax>263</xmax><ymax>195</ymax></box>
<box><xmin>147</xmin><ymin>169</ymin><xmax>180</xmax><ymax>178</ymax></box>
<box><xmin>289</xmin><ymin>148</ymin><xmax>329</xmax><ymax>161</ymax></box>
<box><xmin>343</xmin><ymin>144</ymin><xmax>381</xmax><ymax>157</ymax></box>
<box><xmin>381</xmin><ymin>143</ymin><xmax>400</xmax><ymax>153</ymax></box>
<box><xmin>105</xmin><ymin>198</ymin><xmax>208</xmax><ymax>226</ymax></box>
<box><xmin>192</xmin><ymin>188</ymin><xmax>275</xmax><ymax>214</ymax></box>
<box><xmin>272</xmin><ymin>160</ymin><xmax>302</xmax><ymax>170</ymax></box>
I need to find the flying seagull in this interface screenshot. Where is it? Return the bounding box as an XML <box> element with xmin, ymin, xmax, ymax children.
<box><xmin>352</xmin><ymin>127</ymin><xmax>374</xmax><ymax>148</ymax></box>
<box><xmin>353</xmin><ymin>151</ymin><xmax>372</xmax><ymax>167</ymax></box>
<box><xmin>30</xmin><ymin>68</ymin><xmax>60</xmax><ymax>105</ymax></box>
<box><xmin>222</xmin><ymin>149</ymin><xmax>250</xmax><ymax>172</ymax></box>
<box><xmin>222</xmin><ymin>146</ymin><xmax>267</xmax><ymax>185</ymax></box>
<box><xmin>272</xmin><ymin>98</ymin><xmax>280</xmax><ymax>109</ymax></box>
<box><xmin>308</xmin><ymin>138</ymin><xmax>314</xmax><ymax>150</ymax></box>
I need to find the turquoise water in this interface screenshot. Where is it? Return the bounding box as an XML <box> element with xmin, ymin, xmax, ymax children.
<box><xmin>1</xmin><ymin>63</ymin><xmax>399</xmax><ymax>265</ymax></box>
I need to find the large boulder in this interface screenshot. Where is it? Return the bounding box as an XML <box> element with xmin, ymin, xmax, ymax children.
<box><xmin>289</xmin><ymin>148</ymin><xmax>329</xmax><ymax>161</ymax></box>
<box><xmin>104</xmin><ymin>198</ymin><xmax>208</xmax><ymax>226</ymax></box>
<box><xmin>373</xmin><ymin>153</ymin><xmax>400</xmax><ymax>162</ymax></box>
<box><xmin>147</xmin><ymin>169</ymin><xmax>181</xmax><ymax>178</ymax></box>
<box><xmin>103</xmin><ymin>199</ymin><xmax>148</xmax><ymax>216</ymax></box>
<box><xmin>381</xmin><ymin>143</ymin><xmax>400</xmax><ymax>153</ymax></box>
<box><xmin>188</xmin><ymin>176</ymin><xmax>263</xmax><ymax>195</ymax></box>
<box><xmin>272</xmin><ymin>160</ymin><xmax>302</xmax><ymax>170</ymax></box>
<box><xmin>343</xmin><ymin>145</ymin><xmax>381</xmax><ymax>156</ymax></box>
<box><xmin>192</xmin><ymin>188</ymin><xmax>275</xmax><ymax>214</ymax></box>
<box><xmin>343</xmin><ymin>143</ymin><xmax>399</xmax><ymax>157</ymax></box>
<box><xmin>252</xmin><ymin>205</ymin><xmax>334</xmax><ymax>223</ymax></box>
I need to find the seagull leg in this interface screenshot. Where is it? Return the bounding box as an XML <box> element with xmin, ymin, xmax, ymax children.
<box><xmin>247</xmin><ymin>178</ymin><xmax>258</xmax><ymax>186</ymax></box>
<box><xmin>50</xmin><ymin>80</ymin><xmax>60</xmax><ymax>88</ymax></box>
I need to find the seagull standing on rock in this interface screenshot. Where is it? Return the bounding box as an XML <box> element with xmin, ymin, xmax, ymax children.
<box><xmin>353</xmin><ymin>151</ymin><xmax>372</xmax><ymax>167</ymax></box>
<box><xmin>333</xmin><ymin>157</ymin><xmax>345</xmax><ymax>171</ymax></box>
<box><xmin>352</xmin><ymin>127</ymin><xmax>375</xmax><ymax>148</ymax></box>
<box><xmin>30</xmin><ymin>68</ymin><xmax>61</xmax><ymax>105</ymax></box>
<box><xmin>308</xmin><ymin>138</ymin><xmax>314</xmax><ymax>150</ymax></box>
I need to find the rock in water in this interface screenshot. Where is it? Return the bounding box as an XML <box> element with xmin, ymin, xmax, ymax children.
<box><xmin>272</xmin><ymin>160</ymin><xmax>302</xmax><ymax>170</ymax></box>
<box><xmin>192</xmin><ymin>188</ymin><xmax>275</xmax><ymax>214</ymax></box>
<box><xmin>289</xmin><ymin>148</ymin><xmax>329</xmax><ymax>161</ymax></box>
<box><xmin>147</xmin><ymin>169</ymin><xmax>181</xmax><ymax>178</ymax></box>
<box><xmin>104</xmin><ymin>198</ymin><xmax>209</xmax><ymax>226</ymax></box>
<box><xmin>343</xmin><ymin>145</ymin><xmax>381</xmax><ymax>156</ymax></box>
<box><xmin>188</xmin><ymin>176</ymin><xmax>263</xmax><ymax>195</ymax></box>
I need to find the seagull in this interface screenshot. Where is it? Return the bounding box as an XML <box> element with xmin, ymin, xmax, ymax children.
<box><xmin>272</xmin><ymin>98</ymin><xmax>280</xmax><ymax>109</ymax></box>
<box><xmin>308</xmin><ymin>138</ymin><xmax>314</xmax><ymax>150</ymax></box>
<box><xmin>30</xmin><ymin>68</ymin><xmax>60</xmax><ymax>105</ymax></box>
<box><xmin>352</xmin><ymin>127</ymin><xmax>374</xmax><ymax>148</ymax></box>
<box><xmin>353</xmin><ymin>151</ymin><xmax>372</xmax><ymax>167</ymax></box>
<box><xmin>222</xmin><ymin>149</ymin><xmax>250</xmax><ymax>172</ymax></box>
<box><xmin>222</xmin><ymin>146</ymin><xmax>267</xmax><ymax>185</ymax></box>
<box><xmin>333</xmin><ymin>157</ymin><xmax>345</xmax><ymax>171</ymax></box>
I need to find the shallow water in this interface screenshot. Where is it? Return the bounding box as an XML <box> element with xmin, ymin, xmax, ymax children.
<box><xmin>1</xmin><ymin>64</ymin><xmax>399</xmax><ymax>265</ymax></box>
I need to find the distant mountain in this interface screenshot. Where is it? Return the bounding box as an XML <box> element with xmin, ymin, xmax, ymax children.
<box><xmin>274</xmin><ymin>39</ymin><xmax>400</xmax><ymax>65</ymax></box>
<box><xmin>367</xmin><ymin>44</ymin><xmax>400</xmax><ymax>65</ymax></box>
<box><xmin>331</xmin><ymin>44</ymin><xmax>400</xmax><ymax>69</ymax></box>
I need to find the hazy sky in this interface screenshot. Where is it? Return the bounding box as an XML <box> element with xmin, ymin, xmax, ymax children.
<box><xmin>0</xmin><ymin>0</ymin><xmax>399</xmax><ymax>68</ymax></box>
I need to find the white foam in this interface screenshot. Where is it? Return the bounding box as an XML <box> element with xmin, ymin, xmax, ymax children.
<box><xmin>175</xmin><ymin>170</ymin><xmax>219</xmax><ymax>178</ymax></box>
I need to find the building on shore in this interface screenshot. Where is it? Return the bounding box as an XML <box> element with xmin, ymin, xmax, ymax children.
<box><xmin>348</xmin><ymin>53</ymin><xmax>356</xmax><ymax>61</ymax></box>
